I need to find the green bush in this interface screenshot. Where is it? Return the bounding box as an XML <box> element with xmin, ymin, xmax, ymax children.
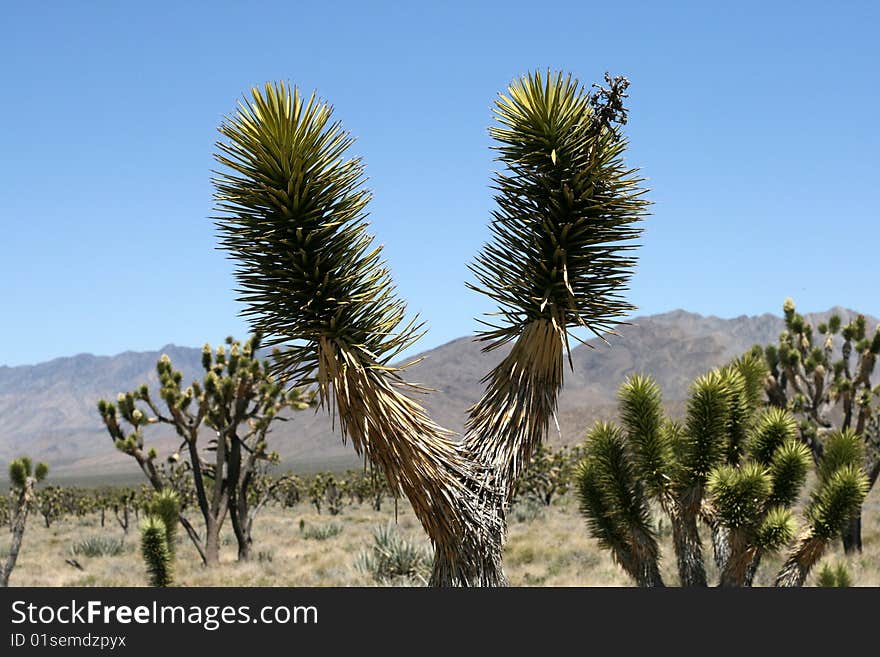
<box><xmin>354</xmin><ymin>524</ymin><xmax>432</xmax><ymax>585</ymax></box>
<box><xmin>301</xmin><ymin>522</ymin><xmax>343</xmax><ymax>541</ymax></box>
<box><xmin>510</xmin><ymin>498</ymin><xmax>545</xmax><ymax>524</ymax></box>
<box><xmin>70</xmin><ymin>535</ymin><xmax>125</xmax><ymax>558</ymax></box>
<box><xmin>816</xmin><ymin>561</ymin><xmax>853</xmax><ymax>587</ymax></box>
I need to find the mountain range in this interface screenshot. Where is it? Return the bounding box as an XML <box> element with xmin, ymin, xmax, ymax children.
<box><xmin>1</xmin><ymin>307</ymin><xmax>875</xmax><ymax>484</ymax></box>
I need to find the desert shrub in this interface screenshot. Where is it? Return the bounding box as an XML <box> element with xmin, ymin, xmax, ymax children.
<box><xmin>301</xmin><ymin>522</ymin><xmax>343</xmax><ymax>541</ymax></box>
<box><xmin>70</xmin><ymin>535</ymin><xmax>126</xmax><ymax>558</ymax></box>
<box><xmin>354</xmin><ymin>524</ymin><xmax>432</xmax><ymax>585</ymax></box>
<box><xmin>510</xmin><ymin>498</ymin><xmax>545</xmax><ymax>524</ymax></box>
<box><xmin>816</xmin><ymin>561</ymin><xmax>853</xmax><ymax>587</ymax></box>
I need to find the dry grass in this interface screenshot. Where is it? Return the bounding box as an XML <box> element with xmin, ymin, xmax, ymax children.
<box><xmin>3</xmin><ymin>483</ymin><xmax>878</xmax><ymax>587</ymax></box>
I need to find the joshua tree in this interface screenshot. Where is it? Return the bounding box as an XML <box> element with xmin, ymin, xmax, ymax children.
<box><xmin>212</xmin><ymin>70</ymin><xmax>646</xmax><ymax>585</ymax></box>
<box><xmin>575</xmin><ymin>359</ymin><xmax>868</xmax><ymax>587</ymax></box>
<box><xmin>97</xmin><ymin>334</ymin><xmax>315</xmax><ymax>565</ymax></box>
<box><xmin>514</xmin><ymin>443</ymin><xmax>580</xmax><ymax>506</ymax></box>
<box><xmin>140</xmin><ymin>518</ymin><xmax>173</xmax><ymax>587</ymax></box>
<box><xmin>1</xmin><ymin>457</ymin><xmax>48</xmax><ymax>587</ymax></box>
<box><xmin>273</xmin><ymin>473</ymin><xmax>303</xmax><ymax>509</ymax></box>
<box><xmin>139</xmin><ymin>490</ymin><xmax>181</xmax><ymax>588</ymax></box>
<box><xmin>756</xmin><ymin>298</ymin><xmax>880</xmax><ymax>552</ymax></box>
<box><xmin>35</xmin><ymin>485</ymin><xmax>64</xmax><ymax>528</ymax></box>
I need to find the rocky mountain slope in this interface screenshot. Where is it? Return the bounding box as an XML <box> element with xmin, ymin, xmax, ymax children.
<box><xmin>0</xmin><ymin>307</ymin><xmax>873</xmax><ymax>483</ymax></box>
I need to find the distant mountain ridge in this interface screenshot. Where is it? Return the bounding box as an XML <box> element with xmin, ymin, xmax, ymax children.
<box><xmin>1</xmin><ymin>307</ymin><xmax>875</xmax><ymax>484</ymax></box>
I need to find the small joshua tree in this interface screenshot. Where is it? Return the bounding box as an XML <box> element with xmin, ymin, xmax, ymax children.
<box><xmin>140</xmin><ymin>517</ymin><xmax>173</xmax><ymax>587</ymax></box>
<box><xmin>98</xmin><ymin>333</ymin><xmax>315</xmax><ymax>565</ymax></box>
<box><xmin>575</xmin><ymin>356</ymin><xmax>868</xmax><ymax>587</ymax></box>
<box><xmin>139</xmin><ymin>489</ymin><xmax>181</xmax><ymax>588</ymax></box>
<box><xmin>148</xmin><ymin>489</ymin><xmax>180</xmax><ymax>560</ymax></box>
<box><xmin>273</xmin><ymin>473</ymin><xmax>303</xmax><ymax>509</ymax></box>
<box><xmin>36</xmin><ymin>485</ymin><xmax>64</xmax><ymax>528</ymax></box>
<box><xmin>1</xmin><ymin>457</ymin><xmax>48</xmax><ymax>587</ymax></box>
<box><xmin>755</xmin><ymin>298</ymin><xmax>880</xmax><ymax>553</ymax></box>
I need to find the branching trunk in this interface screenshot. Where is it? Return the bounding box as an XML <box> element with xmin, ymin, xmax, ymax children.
<box><xmin>316</xmin><ymin>337</ymin><xmax>503</xmax><ymax>587</ymax></box>
<box><xmin>458</xmin><ymin>319</ymin><xmax>566</xmax><ymax>584</ymax></box>
<box><xmin>719</xmin><ymin>530</ymin><xmax>757</xmax><ymax>587</ymax></box>
<box><xmin>775</xmin><ymin>534</ymin><xmax>825</xmax><ymax>587</ymax></box>
<box><xmin>670</xmin><ymin>494</ymin><xmax>707</xmax><ymax>587</ymax></box>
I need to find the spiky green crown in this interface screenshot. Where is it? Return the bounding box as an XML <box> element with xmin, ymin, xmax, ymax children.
<box><xmin>726</xmin><ymin>351</ymin><xmax>769</xmax><ymax>409</ymax></box>
<box><xmin>213</xmin><ymin>82</ymin><xmax>421</xmax><ymax>381</ymax></box>
<box><xmin>468</xmin><ymin>70</ymin><xmax>649</xmax><ymax>351</ymax></box>
<box><xmin>818</xmin><ymin>429</ymin><xmax>864</xmax><ymax>483</ymax></box>
<box><xmin>768</xmin><ymin>440</ymin><xmax>811</xmax><ymax>507</ymax></box>
<box><xmin>140</xmin><ymin>516</ymin><xmax>173</xmax><ymax>587</ymax></box>
<box><xmin>807</xmin><ymin>465</ymin><xmax>868</xmax><ymax>540</ymax></box>
<box><xmin>8</xmin><ymin>458</ymin><xmax>30</xmax><ymax>488</ymax></box>
<box><xmin>754</xmin><ymin>506</ymin><xmax>796</xmax><ymax>551</ymax></box>
<box><xmin>577</xmin><ymin>421</ymin><xmax>655</xmax><ymax>541</ymax></box>
<box><xmin>617</xmin><ymin>374</ymin><xmax>671</xmax><ymax>495</ymax></box>
<box><xmin>707</xmin><ymin>462</ymin><xmax>771</xmax><ymax>529</ymax></box>
<box><xmin>719</xmin><ymin>368</ymin><xmax>752</xmax><ymax>465</ymax></box>
<box><xmin>677</xmin><ymin>370</ymin><xmax>730</xmax><ymax>486</ymax></box>
<box><xmin>8</xmin><ymin>457</ymin><xmax>46</xmax><ymax>488</ymax></box>
<box><xmin>748</xmin><ymin>407</ymin><xmax>799</xmax><ymax>466</ymax></box>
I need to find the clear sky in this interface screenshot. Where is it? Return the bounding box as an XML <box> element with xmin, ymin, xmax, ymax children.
<box><xmin>1</xmin><ymin>1</ymin><xmax>877</xmax><ymax>366</ymax></box>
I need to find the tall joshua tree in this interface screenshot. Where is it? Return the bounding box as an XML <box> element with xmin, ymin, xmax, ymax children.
<box><xmin>1</xmin><ymin>457</ymin><xmax>48</xmax><ymax>587</ymax></box>
<box><xmin>212</xmin><ymin>71</ymin><xmax>646</xmax><ymax>585</ymax></box>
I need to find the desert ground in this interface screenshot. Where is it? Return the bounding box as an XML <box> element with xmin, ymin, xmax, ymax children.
<box><xmin>4</xmin><ymin>482</ymin><xmax>878</xmax><ymax>588</ymax></box>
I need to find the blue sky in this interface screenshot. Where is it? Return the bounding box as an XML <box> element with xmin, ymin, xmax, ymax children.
<box><xmin>1</xmin><ymin>1</ymin><xmax>877</xmax><ymax>366</ymax></box>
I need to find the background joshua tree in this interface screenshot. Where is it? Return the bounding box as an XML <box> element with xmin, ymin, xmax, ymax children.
<box><xmin>211</xmin><ymin>71</ymin><xmax>646</xmax><ymax>586</ymax></box>
<box><xmin>575</xmin><ymin>358</ymin><xmax>868</xmax><ymax>587</ymax></box>
<box><xmin>755</xmin><ymin>298</ymin><xmax>880</xmax><ymax>552</ymax></box>
<box><xmin>514</xmin><ymin>443</ymin><xmax>581</xmax><ymax>507</ymax></box>
<box><xmin>1</xmin><ymin>456</ymin><xmax>48</xmax><ymax>587</ymax></box>
<box><xmin>97</xmin><ymin>334</ymin><xmax>315</xmax><ymax>565</ymax></box>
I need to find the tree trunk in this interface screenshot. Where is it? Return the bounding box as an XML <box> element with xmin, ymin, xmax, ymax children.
<box><xmin>226</xmin><ymin>435</ymin><xmax>250</xmax><ymax>562</ymax></box>
<box><xmin>744</xmin><ymin>551</ymin><xmax>762</xmax><ymax>586</ymax></box>
<box><xmin>711</xmin><ymin>524</ymin><xmax>731</xmax><ymax>575</ymax></box>
<box><xmin>636</xmin><ymin>560</ymin><xmax>665</xmax><ymax>588</ymax></box>
<box><xmin>204</xmin><ymin>519</ymin><xmax>221</xmax><ymax>567</ymax></box>
<box><xmin>671</xmin><ymin>497</ymin><xmax>707</xmax><ymax>587</ymax></box>
<box><xmin>1</xmin><ymin>485</ymin><xmax>33</xmax><ymax>587</ymax></box>
<box><xmin>775</xmin><ymin>535</ymin><xmax>824</xmax><ymax>587</ymax></box>
<box><xmin>719</xmin><ymin>531</ymin><xmax>755</xmax><ymax>587</ymax></box>
<box><xmin>841</xmin><ymin>513</ymin><xmax>862</xmax><ymax>554</ymax></box>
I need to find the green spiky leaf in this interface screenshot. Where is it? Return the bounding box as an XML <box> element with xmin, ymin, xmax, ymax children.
<box><xmin>818</xmin><ymin>429</ymin><xmax>864</xmax><ymax>484</ymax></box>
<box><xmin>617</xmin><ymin>374</ymin><xmax>670</xmax><ymax>496</ymax></box>
<box><xmin>468</xmin><ymin>70</ymin><xmax>648</xmax><ymax>352</ymax></box>
<box><xmin>768</xmin><ymin>440</ymin><xmax>811</xmax><ymax>507</ymax></box>
<box><xmin>807</xmin><ymin>465</ymin><xmax>869</xmax><ymax>541</ymax></box>
<box><xmin>213</xmin><ymin>82</ymin><xmax>422</xmax><ymax>381</ymax></box>
<box><xmin>707</xmin><ymin>462</ymin><xmax>771</xmax><ymax>529</ymax></box>
<box><xmin>678</xmin><ymin>370</ymin><xmax>730</xmax><ymax>485</ymax></box>
<box><xmin>754</xmin><ymin>506</ymin><xmax>796</xmax><ymax>552</ymax></box>
<box><xmin>748</xmin><ymin>407</ymin><xmax>798</xmax><ymax>466</ymax></box>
